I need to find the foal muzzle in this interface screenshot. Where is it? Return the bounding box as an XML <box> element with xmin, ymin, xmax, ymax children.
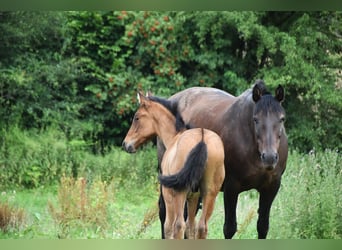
<box><xmin>122</xmin><ymin>141</ymin><xmax>136</xmax><ymax>153</ymax></box>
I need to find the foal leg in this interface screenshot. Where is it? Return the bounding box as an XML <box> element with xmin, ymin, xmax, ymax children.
<box><xmin>162</xmin><ymin>187</ymin><xmax>187</xmax><ymax>239</ymax></box>
<box><xmin>162</xmin><ymin>187</ymin><xmax>177</xmax><ymax>239</ymax></box>
<box><xmin>173</xmin><ymin>193</ymin><xmax>187</xmax><ymax>239</ymax></box>
<box><xmin>185</xmin><ymin>193</ymin><xmax>200</xmax><ymax>239</ymax></box>
<box><xmin>257</xmin><ymin>181</ymin><xmax>280</xmax><ymax>239</ymax></box>
<box><xmin>196</xmin><ymin>190</ymin><xmax>219</xmax><ymax>239</ymax></box>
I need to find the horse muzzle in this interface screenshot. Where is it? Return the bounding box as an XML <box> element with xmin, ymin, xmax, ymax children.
<box><xmin>260</xmin><ymin>152</ymin><xmax>279</xmax><ymax>170</ymax></box>
<box><xmin>122</xmin><ymin>141</ymin><xmax>136</xmax><ymax>153</ymax></box>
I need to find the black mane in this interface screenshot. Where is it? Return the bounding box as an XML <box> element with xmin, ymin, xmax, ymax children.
<box><xmin>148</xmin><ymin>96</ymin><xmax>187</xmax><ymax>132</ymax></box>
<box><xmin>254</xmin><ymin>90</ymin><xmax>284</xmax><ymax>114</ymax></box>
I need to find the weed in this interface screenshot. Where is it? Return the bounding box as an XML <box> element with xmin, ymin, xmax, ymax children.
<box><xmin>48</xmin><ymin>176</ymin><xmax>114</xmax><ymax>238</ymax></box>
<box><xmin>0</xmin><ymin>192</ymin><xmax>26</xmax><ymax>233</ymax></box>
<box><xmin>237</xmin><ymin>207</ymin><xmax>257</xmax><ymax>236</ymax></box>
<box><xmin>136</xmin><ymin>202</ymin><xmax>159</xmax><ymax>237</ymax></box>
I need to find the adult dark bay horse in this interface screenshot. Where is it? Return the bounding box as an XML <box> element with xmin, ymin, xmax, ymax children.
<box><xmin>123</xmin><ymin>92</ymin><xmax>225</xmax><ymax>239</ymax></box>
<box><xmin>157</xmin><ymin>80</ymin><xmax>288</xmax><ymax>239</ymax></box>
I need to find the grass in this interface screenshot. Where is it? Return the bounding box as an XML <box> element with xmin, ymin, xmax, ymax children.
<box><xmin>0</xmin><ymin>128</ymin><xmax>341</xmax><ymax>239</ymax></box>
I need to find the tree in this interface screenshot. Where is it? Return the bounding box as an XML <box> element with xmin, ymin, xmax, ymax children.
<box><xmin>1</xmin><ymin>11</ymin><xmax>341</xmax><ymax>152</ymax></box>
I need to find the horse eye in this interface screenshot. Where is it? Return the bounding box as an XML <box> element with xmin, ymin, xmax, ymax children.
<box><xmin>253</xmin><ymin>117</ymin><xmax>259</xmax><ymax>124</ymax></box>
<box><xmin>280</xmin><ymin>117</ymin><xmax>285</xmax><ymax>123</ymax></box>
<box><xmin>133</xmin><ymin>115</ymin><xmax>139</xmax><ymax>122</ymax></box>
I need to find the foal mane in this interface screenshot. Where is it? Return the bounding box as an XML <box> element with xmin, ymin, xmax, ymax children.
<box><xmin>147</xmin><ymin>95</ymin><xmax>187</xmax><ymax>132</ymax></box>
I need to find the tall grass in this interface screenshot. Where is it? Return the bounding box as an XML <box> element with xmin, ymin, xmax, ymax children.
<box><xmin>270</xmin><ymin>149</ymin><xmax>341</xmax><ymax>239</ymax></box>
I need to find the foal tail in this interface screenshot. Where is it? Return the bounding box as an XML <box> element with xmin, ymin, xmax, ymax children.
<box><xmin>158</xmin><ymin>129</ymin><xmax>207</xmax><ymax>192</ymax></box>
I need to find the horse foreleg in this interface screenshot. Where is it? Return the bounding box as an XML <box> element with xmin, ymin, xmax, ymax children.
<box><xmin>223</xmin><ymin>184</ymin><xmax>239</xmax><ymax>239</ymax></box>
<box><xmin>185</xmin><ymin>193</ymin><xmax>200</xmax><ymax>239</ymax></box>
<box><xmin>257</xmin><ymin>182</ymin><xmax>280</xmax><ymax>239</ymax></box>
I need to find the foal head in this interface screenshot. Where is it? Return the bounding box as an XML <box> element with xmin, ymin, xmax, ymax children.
<box><xmin>122</xmin><ymin>92</ymin><xmax>158</xmax><ymax>153</ymax></box>
<box><xmin>122</xmin><ymin>92</ymin><xmax>184</xmax><ymax>153</ymax></box>
<box><xmin>252</xmin><ymin>81</ymin><xmax>286</xmax><ymax>170</ymax></box>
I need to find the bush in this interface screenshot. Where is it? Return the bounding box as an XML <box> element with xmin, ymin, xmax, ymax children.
<box><xmin>1</xmin><ymin>11</ymin><xmax>341</xmax><ymax>151</ymax></box>
<box><xmin>0</xmin><ymin>126</ymin><xmax>157</xmax><ymax>189</ymax></box>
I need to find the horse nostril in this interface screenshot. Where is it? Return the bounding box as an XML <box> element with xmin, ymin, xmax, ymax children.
<box><xmin>260</xmin><ymin>152</ymin><xmax>278</xmax><ymax>168</ymax></box>
<box><xmin>261</xmin><ymin>153</ymin><xmax>266</xmax><ymax>160</ymax></box>
<box><xmin>274</xmin><ymin>153</ymin><xmax>279</xmax><ymax>161</ymax></box>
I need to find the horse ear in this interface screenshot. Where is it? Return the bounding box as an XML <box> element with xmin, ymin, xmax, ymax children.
<box><xmin>275</xmin><ymin>85</ymin><xmax>285</xmax><ymax>103</ymax></box>
<box><xmin>146</xmin><ymin>90</ymin><xmax>153</xmax><ymax>97</ymax></box>
<box><xmin>137</xmin><ymin>91</ymin><xmax>150</xmax><ymax>106</ymax></box>
<box><xmin>252</xmin><ymin>84</ymin><xmax>262</xmax><ymax>102</ymax></box>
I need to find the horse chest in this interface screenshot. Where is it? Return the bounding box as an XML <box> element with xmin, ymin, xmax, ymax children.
<box><xmin>240</xmin><ymin>167</ymin><xmax>279</xmax><ymax>190</ymax></box>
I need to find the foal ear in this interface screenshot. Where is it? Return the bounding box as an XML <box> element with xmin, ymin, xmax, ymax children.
<box><xmin>275</xmin><ymin>85</ymin><xmax>285</xmax><ymax>103</ymax></box>
<box><xmin>252</xmin><ymin>83</ymin><xmax>262</xmax><ymax>102</ymax></box>
<box><xmin>137</xmin><ymin>91</ymin><xmax>150</xmax><ymax>107</ymax></box>
<box><xmin>146</xmin><ymin>90</ymin><xmax>153</xmax><ymax>97</ymax></box>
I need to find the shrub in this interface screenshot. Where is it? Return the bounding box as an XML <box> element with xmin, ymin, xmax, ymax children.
<box><xmin>0</xmin><ymin>127</ymin><xmax>75</xmax><ymax>188</ymax></box>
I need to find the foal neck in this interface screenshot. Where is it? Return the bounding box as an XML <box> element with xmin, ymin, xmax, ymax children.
<box><xmin>151</xmin><ymin>103</ymin><xmax>180</xmax><ymax>149</ymax></box>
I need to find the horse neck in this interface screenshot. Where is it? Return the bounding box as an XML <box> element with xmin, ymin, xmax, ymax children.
<box><xmin>229</xmin><ymin>92</ymin><xmax>256</xmax><ymax>134</ymax></box>
<box><xmin>151</xmin><ymin>106</ymin><xmax>178</xmax><ymax>149</ymax></box>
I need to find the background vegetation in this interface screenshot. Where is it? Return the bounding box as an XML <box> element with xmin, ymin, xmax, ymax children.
<box><xmin>0</xmin><ymin>11</ymin><xmax>341</xmax><ymax>239</ymax></box>
<box><xmin>1</xmin><ymin>11</ymin><xmax>341</xmax><ymax>152</ymax></box>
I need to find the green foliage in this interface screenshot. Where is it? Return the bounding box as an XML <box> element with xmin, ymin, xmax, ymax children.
<box><xmin>0</xmin><ymin>127</ymin><xmax>72</xmax><ymax>188</ymax></box>
<box><xmin>271</xmin><ymin>149</ymin><xmax>342</xmax><ymax>239</ymax></box>
<box><xmin>0</xmin><ymin>127</ymin><xmax>157</xmax><ymax>189</ymax></box>
<box><xmin>1</xmin><ymin>11</ymin><xmax>341</xmax><ymax>152</ymax></box>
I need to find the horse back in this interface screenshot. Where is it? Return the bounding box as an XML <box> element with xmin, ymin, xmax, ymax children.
<box><xmin>170</xmin><ymin>87</ymin><xmax>236</xmax><ymax>132</ymax></box>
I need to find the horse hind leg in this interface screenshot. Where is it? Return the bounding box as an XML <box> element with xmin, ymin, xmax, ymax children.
<box><xmin>185</xmin><ymin>193</ymin><xmax>200</xmax><ymax>239</ymax></box>
<box><xmin>162</xmin><ymin>186</ymin><xmax>187</xmax><ymax>239</ymax></box>
<box><xmin>196</xmin><ymin>190</ymin><xmax>219</xmax><ymax>239</ymax></box>
<box><xmin>173</xmin><ymin>194</ymin><xmax>187</xmax><ymax>239</ymax></box>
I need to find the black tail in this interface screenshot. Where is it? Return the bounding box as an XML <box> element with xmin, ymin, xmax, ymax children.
<box><xmin>158</xmin><ymin>129</ymin><xmax>207</xmax><ymax>192</ymax></box>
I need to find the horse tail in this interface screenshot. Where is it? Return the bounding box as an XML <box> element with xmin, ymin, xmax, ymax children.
<box><xmin>158</xmin><ymin>128</ymin><xmax>207</xmax><ymax>192</ymax></box>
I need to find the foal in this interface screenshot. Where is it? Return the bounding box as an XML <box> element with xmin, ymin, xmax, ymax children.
<box><xmin>122</xmin><ymin>92</ymin><xmax>225</xmax><ymax>239</ymax></box>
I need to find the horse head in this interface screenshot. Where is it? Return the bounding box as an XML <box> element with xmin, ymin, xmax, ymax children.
<box><xmin>122</xmin><ymin>92</ymin><xmax>155</xmax><ymax>153</ymax></box>
<box><xmin>252</xmin><ymin>80</ymin><xmax>286</xmax><ymax>170</ymax></box>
